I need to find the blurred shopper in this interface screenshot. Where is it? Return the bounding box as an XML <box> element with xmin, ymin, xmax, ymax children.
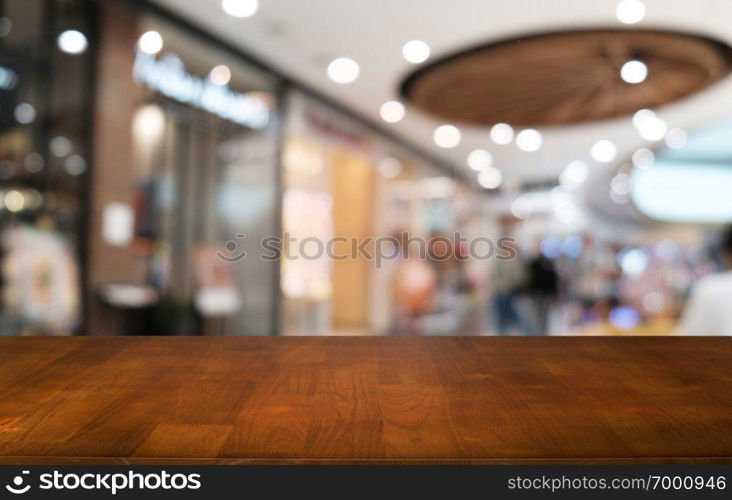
<box><xmin>573</xmin><ymin>236</ymin><xmax>620</xmax><ymax>320</ymax></box>
<box><xmin>393</xmin><ymin>243</ymin><xmax>437</xmax><ymax>335</ymax></box>
<box><xmin>490</xmin><ymin>239</ymin><xmax>533</xmax><ymax>335</ymax></box>
<box><xmin>676</xmin><ymin>228</ymin><xmax>732</xmax><ymax>335</ymax></box>
<box><xmin>419</xmin><ymin>234</ymin><xmax>467</xmax><ymax>335</ymax></box>
<box><xmin>526</xmin><ymin>250</ymin><xmax>559</xmax><ymax>334</ymax></box>
<box><xmin>572</xmin><ymin>235</ymin><xmax>599</xmax><ymax>312</ymax></box>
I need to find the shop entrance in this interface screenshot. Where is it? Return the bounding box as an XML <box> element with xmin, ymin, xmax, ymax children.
<box><xmin>331</xmin><ymin>151</ymin><xmax>374</xmax><ymax>333</ymax></box>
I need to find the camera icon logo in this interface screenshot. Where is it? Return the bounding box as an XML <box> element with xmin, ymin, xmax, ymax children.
<box><xmin>217</xmin><ymin>233</ymin><xmax>247</xmax><ymax>262</ymax></box>
<box><xmin>5</xmin><ymin>470</ymin><xmax>31</xmax><ymax>494</ymax></box>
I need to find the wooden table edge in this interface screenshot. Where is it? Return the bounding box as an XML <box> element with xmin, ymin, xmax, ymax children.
<box><xmin>1</xmin><ymin>456</ymin><xmax>730</xmax><ymax>465</ymax></box>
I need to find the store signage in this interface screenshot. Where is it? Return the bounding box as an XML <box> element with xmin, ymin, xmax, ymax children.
<box><xmin>133</xmin><ymin>50</ymin><xmax>270</xmax><ymax>129</ymax></box>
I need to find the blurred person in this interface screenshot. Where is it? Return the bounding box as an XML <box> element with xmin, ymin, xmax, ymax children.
<box><xmin>393</xmin><ymin>240</ymin><xmax>437</xmax><ymax>335</ymax></box>
<box><xmin>526</xmin><ymin>247</ymin><xmax>559</xmax><ymax>334</ymax></box>
<box><xmin>573</xmin><ymin>236</ymin><xmax>619</xmax><ymax>321</ymax></box>
<box><xmin>571</xmin><ymin>235</ymin><xmax>598</xmax><ymax>312</ymax></box>
<box><xmin>676</xmin><ymin>227</ymin><xmax>732</xmax><ymax>335</ymax></box>
<box><xmin>419</xmin><ymin>233</ymin><xmax>470</xmax><ymax>335</ymax></box>
<box><xmin>490</xmin><ymin>239</ymin><xmax>534</xmax><ymax>335</ymax></box>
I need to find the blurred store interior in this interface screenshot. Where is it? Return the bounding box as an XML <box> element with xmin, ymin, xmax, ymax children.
<box><xmin>2</xmin><ymin>0</ymin><xmax>732</xmax><ymax>336</ymax></box>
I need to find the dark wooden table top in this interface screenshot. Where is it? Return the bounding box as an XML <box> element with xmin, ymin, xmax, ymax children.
<box><xmin>0</xmin><ymin>336</ymin><xmax>730</xmax><ymax>464</ymax></box>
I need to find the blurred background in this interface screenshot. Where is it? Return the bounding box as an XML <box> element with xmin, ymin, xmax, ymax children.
<box><xmin>1</xmin><ymin>0</ymin><xmax>732</xmax><ymax>336</ymax></box>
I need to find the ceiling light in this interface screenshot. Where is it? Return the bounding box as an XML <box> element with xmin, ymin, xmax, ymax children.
<box><xmin>631</xmin><ymin>147</ymin><xmax>654</xmax><ymax>169</ymax></box>
<box><xmin>222</xmin><ymin>0</ymin><xmax>259</xmax><ymax>18</ymax></box>
<box><xmin>133</xmin><ymin>104</ymin><xmax>166</xmax><ymax>140</ymax></box>
<box><xmin>490</xmin><ymin>123</ymin><xmax>514</xmax><ymax>145</ymax></box>
<box><xmin>209</xmin><ymin>65</ymin><xmax>231</xmax><ymax>85</ymax></box>
<box><xmin>632</xmin><ymin>108</ymin><xmax>667</xmax><ymax>141</ymax></box>
<box><xmin>632</xmin><ymin>108</ymin><xmax>655</xmax><ymax>129</ymax></box>
<box><xmin>467</xmin><ymin>149</ymin><xmax>492</xmax><ymax>171</ymax></box>
<box><xmin>402</xmin><ymin>40</ymin><xmax>430</xmax><ymax>64</ymax></box>
<box><xmin>14</xmin><ymin>103</ymin><xmax>35</xmax><ymax>124</ymax></box>
<box><xmin>64</xmin><ymin>155</ymin><xmax>87</xmax><ymax>176</ymax></box>
<box><xmin>516</xmin><ymin>129</ymin><xmax>543</xmax><ymax>152</ymax></box>
<box><xmin>638</xmin><ymin>116</ymin><xmax>667</xmax><ymax>141</ymax></box>
<box><xmin>620</xmin><ymin>60</ymin><xmax>647</xmax><ymax>84</ymax></box>
<box><xmin>560</xmin><ymin>160</ymin><xmax>589</xmax><ymax>189</ymax></box>
<box><xmin>511</xmin><ymin>196</ymin><xmax>533</xmax><ymax>219</ymax></box>
<box><xmin>478</xmin><ymin>167</ymin><xmax>503</xmax><ymax>189</ymax></box>
<box><xmin>4</xmin><ymin>189</ymin><xmax>25</xmax><ymax>212</ymax></box>
<box><xmin>433</xmin><ymin>125</ymin><xmax>461</xmax><ymax>148</ymax></box>
<box><xmin>327</xmin><ymin>57</ymin><xmax>360</xmax><ymax>84</ymax></box>
<box><xmin>590</xmin><ymin>140</ymin><xmax>617</xmax><ymax>163</ymax></box>
<box><xmin>57</xmin><ymin>30</ymin><xmax>88</xmax><ymax>54</ymax></box>
<box><xmin>378</xmin><ymin>157</ymin><xmax>402</xmax><ymax>178</ymax></box>
<box><xmin>611</xmin><ymin>173</ymin><xmax>632</xmax><ymax>196</ymax></box>
<box><xmin>664</xmin><ymin>128</ymin><xmax>687</xmax><ymax>150</ymax></box>
<box><xmin>616</xmin><ymin>0</ymin><xmax>646</xmax><ymax>24</ymax></box>
<box><xmin>379</xmin><ymin>101</ymin><xmax>405</xmax><ymax>123</ymax></box>
<box><xmin>138</xmin><ymin>30</ymin><xmax>163</xmax><ymax>55</ymax></box>
<box><xmin>50</xmin><ymin>136</ymin><xmax>73</xmax><ymax>158</ymax></box>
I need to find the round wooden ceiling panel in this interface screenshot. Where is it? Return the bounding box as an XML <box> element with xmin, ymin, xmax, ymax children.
<box><xmin>401</xmin><ymin>29</ymin><xmax>732</xmax><ymax>127</ymax></box>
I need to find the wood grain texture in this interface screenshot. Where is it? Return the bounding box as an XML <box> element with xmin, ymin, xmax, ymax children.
<box><xmin>402</xmin><ymin>29</ymin><xmax>732</xmax><ymax>126</ymax></box>
<box><xmin>0</xmin><ymin>336</ymin><xmax>730</xmax><ymax>464</ymax></box>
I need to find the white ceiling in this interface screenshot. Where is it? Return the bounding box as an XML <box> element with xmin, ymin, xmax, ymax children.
<box><xmin>151</xmin><ymin>0</ymin><xmax>732</xmax><ymax>189</ymax></box>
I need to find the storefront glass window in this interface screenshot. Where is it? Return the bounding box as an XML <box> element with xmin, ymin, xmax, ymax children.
<box><xmin>88</xmin><ymin>4</ymin><xmax>280</xmax><ymax>335</ymax></box>
<box><xmin>0</xmin><ymin>0</ymin><xmax>93</xmax><ymax>335</ymax></box>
